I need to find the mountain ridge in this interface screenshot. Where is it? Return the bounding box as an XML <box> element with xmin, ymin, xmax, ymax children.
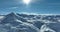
<box><xmin>0</xmin><ymin>12</ymin><xmax>60</xmax><ymax>32</ymax></box>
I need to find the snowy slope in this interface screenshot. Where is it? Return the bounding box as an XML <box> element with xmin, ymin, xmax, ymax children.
<box><xmin>0</xmin><ymin>12</ymin><xmax>60</xmax><ymax>32</ymax></box>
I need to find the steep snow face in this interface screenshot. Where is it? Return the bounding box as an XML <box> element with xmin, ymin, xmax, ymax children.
<box><xmin>0</xmin><ymin>13</ymin><xmax>60</xmax><ymax>32</ymax></box>
<box><xmin>47</xmin><ymin>23</ymin><xmax>60</xmax><ymax>32</ymax></box>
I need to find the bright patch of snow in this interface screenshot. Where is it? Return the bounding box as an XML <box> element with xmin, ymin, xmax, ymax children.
<box><xmin>40</xmin><ymin>24</ymin><xmax>56</xmax><ymax>32</ymax></box>
<box><xmin>0</xmin><ymin>16</ymin><xmax>4</xmax><ymax>19</ymax></box>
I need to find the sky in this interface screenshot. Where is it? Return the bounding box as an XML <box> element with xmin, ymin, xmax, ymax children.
<box><xmin>0</xmin><ymin>0</ymin><xmax>60</xmax><ymax>15</ymax></box>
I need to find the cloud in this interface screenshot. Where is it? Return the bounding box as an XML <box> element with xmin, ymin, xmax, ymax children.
<box><xmin>19</xmin><ymin>12</ymin><xmax>60</xmax><ymax>15</ymax></box>
<box><xmin>20</xmin><ymin>12</ymin><xmax>40</xmax><ymax>15</ymax></box>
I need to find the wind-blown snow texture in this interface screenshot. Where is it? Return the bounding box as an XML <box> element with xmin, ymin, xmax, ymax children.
<box><xmin>0</xmin><ymin>12</ymin><xmax>60</xmax><ymax>32</ymax></box>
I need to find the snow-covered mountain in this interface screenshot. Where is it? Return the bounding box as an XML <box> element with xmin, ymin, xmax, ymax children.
<box><xmin>0</xmin><ymin>12</ymin><xmax>60</xmax><ymax>32</ymax></box>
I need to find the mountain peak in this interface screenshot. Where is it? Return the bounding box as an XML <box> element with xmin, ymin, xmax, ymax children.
<box><xmin>6</xmin><ymin>12</ymin><xmax>16</xmax><ymax>17</ymax></box>
<box><xmin>8</xmin><ymin>12</ymin><xmax>15</xmax><ymax>15</ymax></box>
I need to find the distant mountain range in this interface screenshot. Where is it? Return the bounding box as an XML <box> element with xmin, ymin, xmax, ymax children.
<box><xmin>0</xmin><ymin>12</ymin><xmax>60</xmax><ymax>32</ymax></box>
